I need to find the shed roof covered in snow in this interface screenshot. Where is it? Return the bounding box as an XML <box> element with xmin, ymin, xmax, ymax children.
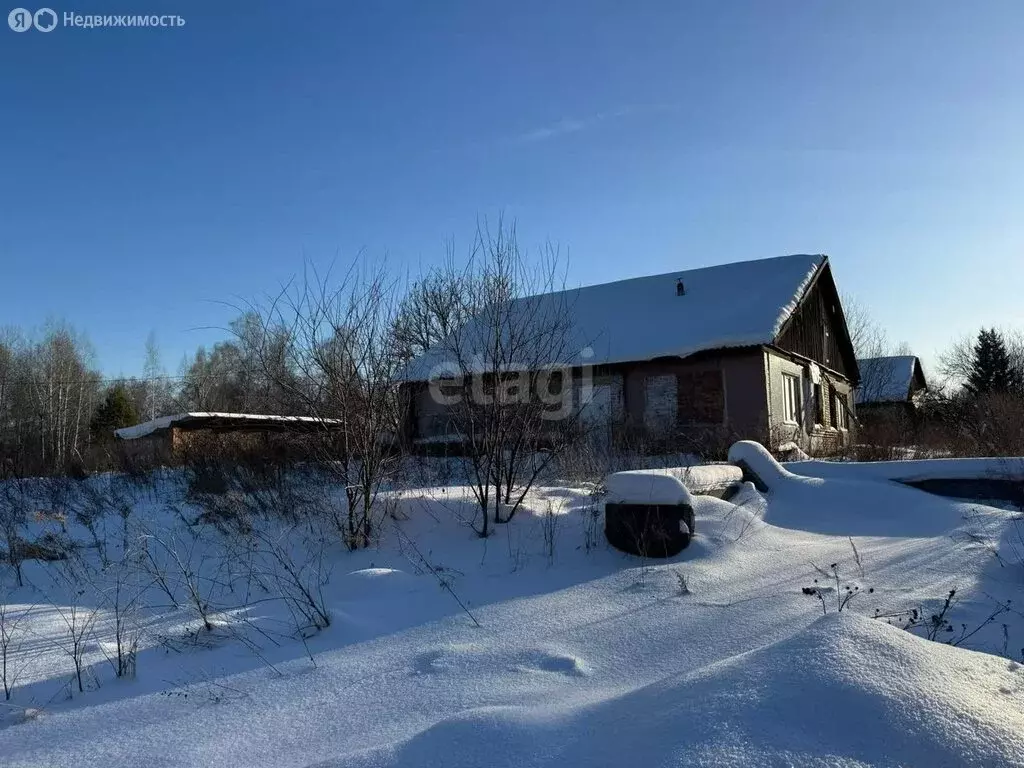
<box><xmin>400</xmin><ymin>253</ymin><xmax>828</xmax><ymax>381</ymax></box>
<box><xmin>115</xmin><ymin>412</ymin><xmax>345</xmax><ymax>440</ymax></box>
<box><xmin>856</xmin><ymin>356</ymin><xmax>927</xmax><ymax>404</ymax></box>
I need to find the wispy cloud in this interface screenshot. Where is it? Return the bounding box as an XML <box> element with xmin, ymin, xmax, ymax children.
<box><xmin>511</xmin><ymin>104</ymin><xmax>672</xmax><ymax>145</ymax></box>
<box><xmin>515</xmin><ymin>115</ymin><xmax>605</xmax><ymax>144</ymax></box>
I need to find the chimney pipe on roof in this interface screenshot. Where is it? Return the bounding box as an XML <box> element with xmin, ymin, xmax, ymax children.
<box><xmin>676</xmin><ymin>278</ymin><xmax>685</xmax><ymax>296</ymax></box>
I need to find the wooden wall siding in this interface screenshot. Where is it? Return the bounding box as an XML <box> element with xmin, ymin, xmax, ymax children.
<box><xmin>119</xmin><ymin>431</ymin><xmax>174</xmax><ymax>465</ymax></box>
<box><xmin>775</xmin><ymin>265</ymin><xmax>854</xmax><ymax>380</ymax></box>
<box><xmin>171</xmin><ymin>427</ymin><xmax>273</xmax><ymax>456</ymax></box>
<box><xmin>911</xmin><ymin>364</ymin><xmax>927</xmax><ymax>397</ymax></box>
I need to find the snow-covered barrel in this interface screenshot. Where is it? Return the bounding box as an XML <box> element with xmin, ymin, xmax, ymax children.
<box><xmin>603</xmin><ymin>471</ymin><xmax>695</xmax><ymax>558</ymax></box>
<box><xmin>727</xmin><ymin>440</ymin><xmax>794</xmax><ymax>492</ymax></box>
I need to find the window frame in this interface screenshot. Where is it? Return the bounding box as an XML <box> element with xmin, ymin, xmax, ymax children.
<box><xmin>782</xmin><ymin>372</ymin><xmax>802</xmax><ymax>426</ymax></box>
<box><xmin>834</xmin><ymin>390</ymin><xmax>850</xmax><ymax>431</ymax></box>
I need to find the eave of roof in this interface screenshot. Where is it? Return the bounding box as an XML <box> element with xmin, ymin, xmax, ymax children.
<box><xmin>115</xmin><ymin>412</ymin><xmax>345</xmax><ymax>440</ymax></box>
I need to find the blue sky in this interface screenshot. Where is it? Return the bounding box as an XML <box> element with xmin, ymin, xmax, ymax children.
<box><xmin>2</xmin><ymin>1</ymin><xmax>1022</xmax><ymax>377</ymax></box>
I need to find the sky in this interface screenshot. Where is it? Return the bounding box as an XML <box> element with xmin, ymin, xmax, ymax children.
<box><xmin>2</xmin><ymin>1</ymin><xmax>1023</xmax><ymax>379</ymax></box>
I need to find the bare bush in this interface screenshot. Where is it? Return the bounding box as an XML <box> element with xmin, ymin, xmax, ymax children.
<box><xmin>541</xmin><ymin>500</ymin><xmax>561</xmax><ymax>565</ymax></box>
<box><xmin>875</xmin><ymin>590</ymin><xmax>1015</xmax><ymax>658</ymax></box>
<box><xmin>915</xmin><ymin>392</ymin><xmax>1024</xmax><ymax>457</ymax></box>
<box><xmin>140</xmin><ymin>520</ymin><xmax>224</xmax><ymax>632</ymax></box>
<box><xmin>0</xmin><ymin>480</ymin><xmax>30</xmax><ymax>586</ymax></box>
<box><xmin>0</xmin><ymin>592</ymin><xmax>31</xmax><ymax>700</ymax></box>
<box><xmin>50</xmin><ymin>569</ymin><xmax>102</xmax><ymax>695</ymax></box>
<box><xmin>429</xmin><ymin>219</ymin><xmax>586</xmax><ymax>536</ymax></box>
<box><xmin>803</xmin><ymin>562</ymin><xmax>872</xmax><ymax>614</ymax></box>
<box><xmin>851</xmin><ymin>409</ymin><xmax>920</xmax><ymax>461</ymax></box>
<box><xmin>238</xmin><ymin>261</ymin><xmax>404</xmax><ymax>550</ymax></box>
<box><xmin>248</xmin><ymin>519</ymin><xmax>333</xmax><ymax>633</ymax></box>
<box><xmin>87</xmin><ymin>551</ymin><xmax>145</xmax><ymax>680</ymax></box>
<box><xmin>581</xmin><ymin>500</ymin><xmax>602</xmax><ymax>554</ymax></box>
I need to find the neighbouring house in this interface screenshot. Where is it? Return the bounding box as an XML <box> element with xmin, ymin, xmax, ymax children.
<box><xmin>399</xmin><ymin>253</ymin><xmax>860</xmax><ymax>457</ymax></box>
<box><xmin>114</xmin><ymin>412</ymin><xmax>345</xmax><ymax>464</ymax></box>
<box><xmin>856</xmin><ymin>355</ymin><xmax>928</xmax><ymax>427</ymax></box>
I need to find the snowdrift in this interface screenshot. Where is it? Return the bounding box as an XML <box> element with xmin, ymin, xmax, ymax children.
<box><xmin>785</xmin><ymin>456</ymin><xmax>1024</xmax><ymax>484</ymax></box>
<box><xmin>372</xmin><ymin>613</ymin><xmax>1024</xmax><ymax>768</ymax></box>
<box><xmin>727</xmin><ymin>441</ymin><xmax>968</xmax><ymax>536</ymax></box>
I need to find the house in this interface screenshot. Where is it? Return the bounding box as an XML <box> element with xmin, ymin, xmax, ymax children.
<box><xmin>856</xmin><ymin>355</ymin><xmax>928</xmax><ymax>426</ymax></box>
<box><xmin>400</xmin><ymin>253</ymin><xmax>860</xmax><ymax>457</ymax></box>
<box><xmin>114</xmin><ymin>412</ymin><xmax>345</xmax><ymax>464</ymax></box>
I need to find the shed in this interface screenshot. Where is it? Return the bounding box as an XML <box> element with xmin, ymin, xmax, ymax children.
<box><xmin>114</xmin><ymin>412</ymin><xmax>345</xmax><ymax>464</ymax></box>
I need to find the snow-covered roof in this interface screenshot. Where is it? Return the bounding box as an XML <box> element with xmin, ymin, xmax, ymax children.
<box><xmin>401</xmin><ymin>254</ymin><xmax>826</xmax><ymax>381</ymax></box>
<box><xmin>856</xmin><ymin>356</ymin><xmax>924</xmax><ymax>404</ymax></box>
<box><xmin>114</xmin><ymin>412</ymin><xmax>345</xmax><ymax>440</ymax></box>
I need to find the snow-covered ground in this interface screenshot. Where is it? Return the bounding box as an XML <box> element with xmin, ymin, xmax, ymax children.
<box><xmin>2</xmin><ymin>455</ymin><xmax>1024</xmax><ymax>767</ymax></box>
<box><xmin>786</xmin><ymin>455</ymin><xmax>1024</xmax><ymax>483</ymax></box>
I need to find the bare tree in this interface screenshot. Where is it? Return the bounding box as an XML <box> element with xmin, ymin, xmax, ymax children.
<box><xmin>392</xmin><ymin>247</ymin><xmax>480</xmax><ymax>364</ymax></box>
<box><xmin>141</xmin><ymin>331</ymin><xmax>173</xmax><ymax>421</ymax></box>
<box><xmin>939</xmin><ymin>328</ymin><xmax>1024</xmax><ymax>393</ymax></box>
<box><xmin>427</xmin><ymin>219</ymin><xmax>585</xmax><ymax>536</ymax></box>
<box><xmin>842</xmin><ymin>293</ymin><xmax>917</xmax><ymax>404</ymax></box>
<box><xmin>0</xmin><ymin>325</ymin><xmax>101</xmax><ymax>476</ymax></box>
<box><xmin>842</xmin><ymin>292</ymin><xmax>890</xmax><ymax>362</ymax></box>
<box><xmin>240</xmin><ymin>260</ymin><xmax>404</xmax><ymax>549</ymax></box>
<box><xmin>27</xmin><ymin>324</ymin><xmax>100</xmax><ymax>473</ymax></box>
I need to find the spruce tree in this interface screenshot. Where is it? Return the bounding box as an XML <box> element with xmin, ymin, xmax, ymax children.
<box><xmin>966</xmin><ymin>328</ymin><xmax>1018</xmax><ymax>396</ymax></box>
<box><xmin>90</xmin><ymin>383</ymin><xmax>140</xmax><ymax>442</ymax></box>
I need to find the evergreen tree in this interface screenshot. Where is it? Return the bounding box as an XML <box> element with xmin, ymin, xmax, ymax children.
<box><xmin>90</xmin><ymin>383</ymin><xmax>140</xmax><ymax>442</ymax></box>
<box><xmin>966</xmin><ymin>328</ymin><xmax>1020</xmax><ymax>396</ymax></box>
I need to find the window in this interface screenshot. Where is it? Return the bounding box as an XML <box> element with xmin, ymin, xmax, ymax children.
<box><xmin>644</xmin><ymin>374</ymin><xmax>678</xmax><ymax>431</ymax></box>
<box><xmin>813</xmin><ymin>382</ymin><xmax>824</xmax><ymax>425</ymax></box>
<box><xmin>782</xmin><ymin>373</ymin><xmax>802</xmax><ymax>425</ymax></box>
<box><xmin>678</xmin><ymin>369</ymin><xmax>725</xmax><ymax>424</ymax></box>
<box><xmin>834</xmin><ymin>391</ymin><xmax>850</xmax><ymax>430</ymax></box>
